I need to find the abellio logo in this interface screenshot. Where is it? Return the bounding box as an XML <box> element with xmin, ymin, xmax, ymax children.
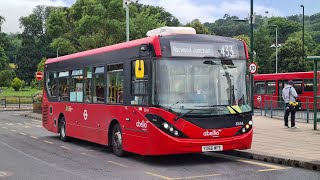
<box><xmin>203</xmin><ymin>129</ymin><xmax>222</xmax><ymax>137</ymax></box>
<box><xmin>136</xmin><ymin>120</ymin><xmax>147</xmax><ymax>129</ymax></box>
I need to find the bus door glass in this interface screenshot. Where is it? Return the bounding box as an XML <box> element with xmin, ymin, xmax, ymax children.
<box><xmin>293</xmin><ymin>80</ymin><xmax>303</xmax><ymax>94</ymax></box>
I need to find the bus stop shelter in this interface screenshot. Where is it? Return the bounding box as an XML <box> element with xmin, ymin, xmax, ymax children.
<box><xmin>307</xmin><ymin>56</ymin><xmax>320</xmax><ymax>130</ymax></box>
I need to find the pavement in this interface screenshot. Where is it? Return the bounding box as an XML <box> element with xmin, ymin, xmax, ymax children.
<box><xmin>20</xmin><ymin>111</ymin><xmax>320</xmax><ymax>172</ymax></box>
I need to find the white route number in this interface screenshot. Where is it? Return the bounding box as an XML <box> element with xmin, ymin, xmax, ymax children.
<box><xmin>249</xmin><ymin>62</ymin><xmax>257</xmax><ymax>74</ymax></box>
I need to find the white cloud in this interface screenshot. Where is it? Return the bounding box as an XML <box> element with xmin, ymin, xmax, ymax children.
<box><xmin>0</xmin><ymin>0</ymin><xmax>68</xmax><ymax>33</ymax></box>
<box><xmin>140</xmin><ymin>0</ymin><xmax>282</xmax><ymax>24</ymax></box>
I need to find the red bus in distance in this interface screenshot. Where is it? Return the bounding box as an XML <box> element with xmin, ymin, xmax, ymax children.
<box><xmin>42</xmin><ymin>27</ymin><xmax>253</xmax><ymax>156</ymax></box>
<box><xmin>254</xmin><ymin>72</ymin><xmax>318</xmax><ymax>109</ymax></box>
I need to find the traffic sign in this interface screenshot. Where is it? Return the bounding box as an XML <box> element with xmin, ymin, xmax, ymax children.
<box><xmin>36</xmin><ymin>72</ymin><xmax>43</xmax><ymax>81</ymax></box>
<box><xmin>248</xmin><ymin>62</ymin><xmax>258</xmax><ymax>74</ymax></box>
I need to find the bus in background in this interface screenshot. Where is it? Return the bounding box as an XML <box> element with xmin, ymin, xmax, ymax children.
<box><xmin>254</xmin><ymin>72</ymin><xmax>315</xmax><ymax>109</ymax></box>
<box><xmin>42</xmin><ymin>27</ymin><xmax>253</xmax><ymax>156</ymax></box>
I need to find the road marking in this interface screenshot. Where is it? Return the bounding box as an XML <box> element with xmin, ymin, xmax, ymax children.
<box><xmin>2</xmin><ymin>127</ymin><xmax>8</xmax><ymax>129</ymax></box>
<box><xmin>10</xmin><ymin>129</ymin><xmax>16</xmax><ymax>132</ymax></box>
<box><xmin>81</xmin><ymin>153</ymin><xmax>97</xmax><ymax>158</ymax></box>
<box><xmin>0</xmin><ymin>171</ymin><xmax>13</xmax><ymax>178</ymax></box>
<box><xmin>44</xmin><ymin>140</ymin><xmax>53</xmax><ymax>144</ymax></box>
<box><xmin>60</xmin><ymin>146</ymin><xmax>71</xmax><ymax>150</ymax></box>
<box><xmin>145</xmin><ymin>172</ymin><xmax>222</xmax><ymax>180</ymax></box>
<box><xmin>30</xmin><ymin>136</ymin><xmax>39</xmax><ymax>139</ymax></box>
<box><xmin>145</xmin><ymin>172</ymin><xmax>172</xmax><ymax>180</ymax></box>
<box><xmin>211</xmin><ymin>153</ymin><xmax>285</xmax><ymax>170</ymax></box>
<box><xmin>19</xmin><ymin>132</ymin><xmax>27</xmax><ymax>135</ymax></box>
<box><xmin>258</xmin><ymin>168</ymin><xmax>291</xmax><ymax>172</ymax></box>
<box><xmin>107</xmin><ymin>161</ymin><xmax>128</xmax><ymax>168</ymax></box>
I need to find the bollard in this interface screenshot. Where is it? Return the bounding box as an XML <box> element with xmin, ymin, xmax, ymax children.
<box><xmin>307</xmin><ymin>97</ymin><xmax>309</xmax><ymax>123</ymax></box>
<box><xmin>260</xmin><ymin>99</ymin><xmax>262</xmax><ymax>116</ymax></box>
<box><xmin>270</xmin><ymin>98</ymin><xmax>273</xmax><ymax>118</ymax></box>
<box><xmin>264</xmin><ymin>96</ymin><xmax>267</xmax><ymax>116</ymax></box>
<box><xmin>19</xmin><ymin>97</ymin><xmax>21</xmax><ymax>109</ymax></box>
<box><xmin>4</xmin><ymin>96</ymin><xmax>6</xmax><ymax>108</ymax></box>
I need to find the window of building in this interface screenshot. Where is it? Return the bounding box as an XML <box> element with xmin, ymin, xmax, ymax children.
<box><xmin>266</xmin><ymin>81</ymin><xmax>276</xmax><ymax>94</ymax></box>
<box><xmin>107</xmin><ymin>64</ymin><xmax>123</xmax><ymax>104</ymax></box>
<box><xmin>131</xmin><ymin>61</ymin><xmax>148</xmax><ymax>105</ymax></box>
<box><xmin>93</xmin><ymin>66</ymin><xmax>105</xmax><ymax>103</ymax></box>
<box><xmin>254</xmin><ymin>81</ymin><xmax>265</xmax><ymax>94</ymax></box>
<box><xmin>70</xmin><ymin>69</ymin><xmax>83</xmax><ymax>102</ymax></box>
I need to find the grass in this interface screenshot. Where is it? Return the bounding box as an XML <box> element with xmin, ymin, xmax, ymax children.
<box><xmin>0</xmin><ymin>87</ymin><xmax>40</xmax><ymax>97</ymax></box>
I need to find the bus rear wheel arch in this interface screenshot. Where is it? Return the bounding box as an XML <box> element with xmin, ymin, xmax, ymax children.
<box><xmin>58</xmin><ymin>114</ymin><xmax>68</xmax><ymax>142</ymax></box>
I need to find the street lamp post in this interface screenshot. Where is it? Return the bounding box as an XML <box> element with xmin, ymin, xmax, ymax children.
<box><xmin>250</xmin><ymin>0</ymin><xmax>254</xmax><ymax>114</ymax></box>
<box><xmin>272</xmin><ymin>25</ymin><xmax>278</xmax><ymax>73</ymax></box>
<box><xmin>123</xmin><ymin>0</ymin><xmax>138</xmax><ymax>42</ymax></box>
<box><xmin>300</xmin><ymin>5</ymin><xmax>305</xmax><ymax>66</ymax></box>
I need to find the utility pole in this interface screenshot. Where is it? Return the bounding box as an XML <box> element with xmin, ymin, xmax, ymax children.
<box><xmin>250</xmin><ymin>0</ymin><xmax>254</xmax><ymax>114</ymax></box>
<box><xmin>300</xmin><ymin>5</ymin><xmax>305</xmax><ymax>68</ymax></box>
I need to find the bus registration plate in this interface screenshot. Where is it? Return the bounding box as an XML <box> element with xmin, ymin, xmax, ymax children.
<box><xmin>202</xmin><ymin>145</ymin><xmax>223</xmax><ymax>152</ymax></box>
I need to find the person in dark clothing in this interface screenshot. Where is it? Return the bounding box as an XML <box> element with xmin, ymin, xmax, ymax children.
<box><xmin>282</xmin><ymin>80</ymin><xmax>298</xmax><ymax>128</ymax></box>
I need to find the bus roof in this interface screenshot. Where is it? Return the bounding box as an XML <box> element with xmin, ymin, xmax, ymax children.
<box><xmin>46</xmin><ymin>36</ymin><xmax>161</xmax><ymax>65</ymax></box>
<box><xmin>254</xmin><ymin>72</ymin><xmax>314</xmax><ymax>80</ymax></box>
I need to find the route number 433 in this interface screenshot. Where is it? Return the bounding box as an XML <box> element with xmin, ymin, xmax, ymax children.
<box><xmin>220</xmin><ymin>45</ymin><xmax>234</xmax><ymax>57</ymax></box>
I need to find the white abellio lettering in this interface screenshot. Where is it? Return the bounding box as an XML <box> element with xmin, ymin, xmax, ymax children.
<box><xmin>136</xmin><ymin>120</ymin><xmax>147</xmax><ymax>129</ymax></box>
<box><xmin>203</xmin><ymin>130</ymin><xmax>222</xmax><ymax>137</ymax></box>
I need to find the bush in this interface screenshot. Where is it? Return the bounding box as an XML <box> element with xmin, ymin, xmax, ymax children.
<box><xmin>0</xmin><ymin>70</ymin><xmax>15</xmax><ymax>87</ymax></box>
<box><xmin>11</xmin><ymin>77</ymin><xmax>22</xmax><ymax>91</ymax></box>
<box><xmin>32</xmin><ymin>91</ymin><xmax>42</xmax><ymax>103</ymax></box>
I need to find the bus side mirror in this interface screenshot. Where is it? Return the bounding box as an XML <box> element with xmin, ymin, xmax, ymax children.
<box><xmin>135</xmin><ymin>60</ymin><xmax>145</xmax><ymax>79</ymax></box>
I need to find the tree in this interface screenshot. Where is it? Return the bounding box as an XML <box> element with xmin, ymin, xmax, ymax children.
<box><xmin>11</xmin><ymin>77</ymin><xmax>22</xmax><ymax>91</ymax></box>
<box><xmin>0</xmin><ymin>70</ymin><xmax>15</xmax><ymax>87</ymax></box>
<box><xmin>0</xmin><ymin>46</ymin><xmax>8</xmax><ymax>71</ymax></box>
<box><xmin>0</xmin><ymin>15</ymin><xmax>5</xmax><ymax>32</ymax></box>
<box><xmin>186</xmin><ymin>19</ymin><xmax>210</xmax><ymax>34</ymax></box>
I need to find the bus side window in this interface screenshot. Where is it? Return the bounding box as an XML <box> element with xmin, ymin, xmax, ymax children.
<box><xmin>266</xmin><ymin>81</ymin><xmax>275</xmax><ymax>94</ymax></box>
<box><xmin>304</xmin><ymin>79</ymin><xmax>313</xmax><ymax>92</ymax></box>
<box><xmin>131</xmin><ymin>61</ymin><xmax>148</xmax><ymax>105</ymax></box>
<box><xmin>107</xmin><ymin>64</ymin><xmax>123</xmax><ymax>104</ymax></box>
<box><xmin>93</xmin><ymin>66</ymin><xmax>105</xmax><ymax>103</ymax></box>
<box><xmin>293</xmin><ymin>80</ymin><xmax>303</xmax><ymax>94</ymax></box>
<box><xmin>254</xmin><ymin>81</ymin><xmax>265</xmax><ymax>94</ymax></box>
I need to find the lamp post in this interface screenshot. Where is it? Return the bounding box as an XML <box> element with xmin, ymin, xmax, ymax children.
<box><xmin>271</xmin><ymin>25</ymin><xmax>278</xmax><ymax>73</ymax></box>
<box><xmin>250</xmin><ymin>0</ymin><xmax>254</xmax><ymax>114</ymax></box>
<box><xmin>123</xmin><ymin>0</ymin><xmax>138</xmax><ymax>42</ymax></box>
<box><xmin>300</xmin><ymin>5</ymin><xmax>305</xmax><ymax>66</ymax></box>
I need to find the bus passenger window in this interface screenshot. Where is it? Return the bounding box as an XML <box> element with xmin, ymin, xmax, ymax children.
<box><xmin>254</xmin><ymin>81</ymin><xmax>265</xmax><ymax>94</ymax></box>
<box><xmin>266</xmin><ymin>81</ymin><xmax>275</xmax><ymax>94</ymax></box>
<box><xmin>293</xmin><ymin>80</ymin><xmax>302</xmax><ymax>94</ymax></box>
<box><xmin>70</xmin><ymin>69</ymin><xmax>83</xmax><ymax>102</ymax></box>
<box><xmin>58</xmin><ymin>71</ymin><xmax>69</xmax><ymax>102</ymax></box>
<box><xmin>107</xmin><ymin>64</ymin><xmax>123</xmax><ymax>104</ymax></box>
<box><xmin>304</xmin><ymin>79</ymin><xmax>313</xmax><ymax>92</ymax></box>
<box><xmin>84</xmin><ymin>66</ymin><xmax>93</xmax><ymax>103</ymax></box>
<box><xmin>93</xmin><ymin>66</ymin><xmax>105</xmax><ymax>103</ymax></box>
<box><xmin>47</xmin><ymin>72</ymin><xmax>57</xmax><ymax>97</ymax></box>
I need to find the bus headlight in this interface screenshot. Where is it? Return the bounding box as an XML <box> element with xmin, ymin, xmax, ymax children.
<box><xmin>235</xmin><ymin>120</ymin><xmax>253</xmax><ymax>135</ymax></box>
<box><xmin>145</xmin><ymin>114</ymin><xmax>187</xmax><ymax>138</ymax></box>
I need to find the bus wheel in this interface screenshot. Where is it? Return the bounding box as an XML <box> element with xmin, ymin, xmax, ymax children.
<box><xmin>59</xmin><ymin>117</ymin><xmax>68</xmax><ymax>142</ymax></box>
<box><xmin>112</xmin><ymin>124</ymin><xmax>126</xmax><ymax>157</ymax></box>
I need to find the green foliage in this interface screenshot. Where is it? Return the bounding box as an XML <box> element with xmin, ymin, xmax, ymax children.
<box><xmin>0</xmin><ymin>87</ymin><xmax>40</xmax><ymax>97</ymax></box>
<box><xmin>186</xmin><ymin>19</ymin><xmax>210</xmax><ymax>34</ymax></box>
<box><xmin>0</xmin><ymin>70</ymin><xmax>15</xmax><ymax>87</ymax></box>
<box><xmin>0</xmin><ymin>46</ymin><xmax>8</xmax><ymax>71</ymax></box>
<box><xmin>11</xmin><ymin>77</ymin><xmax>22</xmax><ymax>91</ymax></box>
<box><xmin>32</xmin><ymin>91</ymin><xmax>42</xmax><ymax>103</ymax></box>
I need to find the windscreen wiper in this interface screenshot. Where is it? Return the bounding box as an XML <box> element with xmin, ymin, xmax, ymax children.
<box><xmin>174</xmin><ymin>109</ymin><xmax>195</xmax><ymax>121</ymax></box>
<box><xmin>195</xmin><ymin>105</ymin><xmax>245</xmax><ymax>118</ymax></box>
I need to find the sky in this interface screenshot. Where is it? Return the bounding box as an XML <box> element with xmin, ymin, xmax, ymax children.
<box><xmin>0</xmin><ymin>0</ymin><xmax>319</xmax><ymax>33</ymax></box>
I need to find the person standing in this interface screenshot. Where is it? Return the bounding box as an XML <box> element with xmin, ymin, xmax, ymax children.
<box><xmin>282</xmin><ymin>80</ymin><xmax>298</xmax><ymax>128</ymax></box>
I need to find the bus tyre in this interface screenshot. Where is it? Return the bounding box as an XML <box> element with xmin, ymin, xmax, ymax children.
<box><xmin>112</xmin><ymin>124</ymin><xmax>127</xmax><ymax>157</ymax></box>
<box><xmin>59</xmin><ymin>117</ymin><xmax>68</xmax><ymax>142</ymax></box>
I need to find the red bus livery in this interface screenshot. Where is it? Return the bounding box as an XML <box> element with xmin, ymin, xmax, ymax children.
<box><xmin>42</xmin><ymin>27</ymin><xmax>253</xmax><ymax>156</ymax></box>
<box><xmin>254</xmin><ymin>72</ymin><xmax>316</xmax><ymax>109</ymax></box>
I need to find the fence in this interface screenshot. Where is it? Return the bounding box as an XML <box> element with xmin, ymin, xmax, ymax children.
<box><xmin>254</xmin><ymin>95</ymin><xmax>320</xmax><ymax>123</ymax></box>
<box><xmin>0</xmin><ymin>96</ymin><xmax>34</xmax><ymax>110</ymax></box>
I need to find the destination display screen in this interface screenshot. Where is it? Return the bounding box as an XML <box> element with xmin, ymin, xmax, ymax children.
<box><xmin>170</xmin><ymin>41</ymin><xmax>241</xmax><ymax>58</ymax></box>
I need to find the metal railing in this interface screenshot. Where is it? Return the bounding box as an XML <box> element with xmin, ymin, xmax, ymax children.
<box><xmin>0</xmin><ymin>96</ymin><xmax>34</xmax><ymax>110</ymax></box>
<box><xmin>254</xmin><ymin>95</ymin><xmax>320</xmax><ymax>123</ymax></box>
